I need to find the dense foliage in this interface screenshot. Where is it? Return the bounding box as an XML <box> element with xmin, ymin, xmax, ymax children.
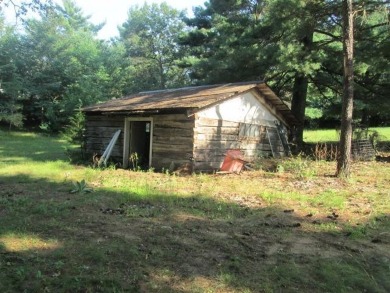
<box><xmin>182</xmin><ymin>0</ymin><xmax>390</xmax><ymax>142</ymax></box>
<box><xmin>118</xmin><ymin>2</ymin><xmax>191</xmax><ymax>92</ymax></box>
<box><xmin>0</xmin><ymin>0</ymin><xmax>388</xmax><ymax>132</ymax></box>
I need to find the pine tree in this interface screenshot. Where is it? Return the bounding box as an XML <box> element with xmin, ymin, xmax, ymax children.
<box><xmin>336</xmin><ymin>0</ymin><xmax>354</xmax><ymax>178</ymax></box>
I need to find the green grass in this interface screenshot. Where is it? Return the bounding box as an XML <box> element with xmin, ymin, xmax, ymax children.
<box><xmin>304</xmin><ymin>128</ymin><xmax>340</xmax><ymax>142</ymax></box>
<box><xmin>1</xmin><ymin>130</ymin><xmax>390</xmax><ymax>292</ymax></box>
<box><xmin>303</xmin><ymin>127</ymin><xmax>390</xmax><ymax>143</ymax></box>
<box><xmin>0</xmin><ymin>130</ymin><xmax>73</xmax><ymax>162</ymax></box>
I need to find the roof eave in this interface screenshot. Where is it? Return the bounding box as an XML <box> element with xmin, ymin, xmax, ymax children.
<box><xmin>85</xmin><ymin>107</ymin><xmax>194</xmax><ymax>116</ymax></box>
<box><xmin>254</xmin><ymin>84</ymin><xmax>300</xmax><ymax>126</ymax></box>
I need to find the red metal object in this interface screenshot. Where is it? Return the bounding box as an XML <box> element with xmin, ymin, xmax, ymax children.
<box><xmin>220</xmin><ymin>149</ymin><xmax>247</xmax><ymax>173</ymax></box>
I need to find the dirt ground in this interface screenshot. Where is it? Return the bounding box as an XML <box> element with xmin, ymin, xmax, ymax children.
<box><xmin>82</xmin><ymin>163</ymin><xmax>390</xmax><ymax>291</ymax></box>
<box><xmin>1</xmin><ymin>160</ymin><xmax>390</xmax><ymax>292</ymax></box>
<box><xmin>85</xmin><ymin>197</ymin><xmax>390</xmax><ymax>291</ymax></box>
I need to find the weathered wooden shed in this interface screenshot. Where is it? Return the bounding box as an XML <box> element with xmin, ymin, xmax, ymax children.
<box><xmin>82</xmin><ymin>81</ymin><xmax>297</xmax><ymax>171</ymax></box>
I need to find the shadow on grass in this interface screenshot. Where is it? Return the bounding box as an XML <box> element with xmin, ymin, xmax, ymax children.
<box><xmin>0</xmin><ymin>173</ymin><xmax>389</xmax><ymax>292</ymax></box>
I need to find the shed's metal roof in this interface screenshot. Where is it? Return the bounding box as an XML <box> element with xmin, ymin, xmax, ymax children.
<box><xmin>82</xmin><ymin>81</ymin><xmax>298</xmax><ymax>125</ymax></box>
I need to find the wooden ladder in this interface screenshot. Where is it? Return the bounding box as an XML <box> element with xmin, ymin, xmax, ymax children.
<box><xmin>275</xmin><ymin>123</ymin><xmax>291</xmax><ymax>156</ymax></box>
<box><xmin>266</xmin><ymin>127</ymin><xmax>280</xmax><ymax>158</ymax></box>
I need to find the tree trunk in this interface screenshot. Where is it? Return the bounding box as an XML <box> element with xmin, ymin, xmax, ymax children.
<box><xmin>336</xmin><ymin>0</ymin><xmax>354</xmax><ymax>178</ymax></box>
<box><xmin>290</xmin><ymin>73</ymin><xmax>309</xmax><ymax>147</ymax></box>
<box><xmin>158</xmin><ymin>58</ymin><xmax>166</xmax><ymax>89</ymax></box>
<box><xmin>290</xmin><ymin>31</ymin><xmax>313</xmax><ymax>147</ymax></box>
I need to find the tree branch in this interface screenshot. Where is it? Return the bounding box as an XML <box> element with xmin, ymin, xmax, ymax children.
<box><xmin>310</xmin><ymin>76</ymin><xmax>342</xmax><ymax>97</ymax></box>
<box><xmin>313</xmin><ymin>39</ymin><xmax>338</xmax><ymax>47</ymax></box>
<box><xmin>314</xmin><ymin>29</ymin><xmax>340</xmax><ymax>40</ymax></box>
<box><xmin>359</xmin><ymin>22</ymin><xmax>390</xmax><ymax>31</ymax></box>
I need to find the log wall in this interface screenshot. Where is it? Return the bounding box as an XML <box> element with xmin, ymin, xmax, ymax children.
<box><xmin>84</xmin><ymin>115</ymin><xmax>125</xmax><ymax>162</ymax></box>
<box><xmin>151</xmin><ymin>114</ymin><xmax>195</xmax><ymax>170</ymax></box>
<box><xmin>84</xmin><ymin>113</ymin><xmax>285</xmax><ymax>172</ymax></box>
<box><xmin>193</xmin><ymin>116</ymin><xmax>282</xmax><ymax>171</ymax></box>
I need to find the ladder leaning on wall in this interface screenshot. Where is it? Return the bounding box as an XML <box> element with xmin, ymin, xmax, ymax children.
<box><xmin>266</xmin><ymin>122</ymin><xmax>291</xmax><ymax>158</ymax></box>
<box><xmin>275</xmin><ymin>122</ymin><xmax>291</xmax><ymax>156</ymax></box>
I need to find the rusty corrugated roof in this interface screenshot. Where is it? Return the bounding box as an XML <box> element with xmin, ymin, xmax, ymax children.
<box><xmin>82</xmin><ymin>81</ymin><xmax>298</xmax><ymax>125</ymax></box>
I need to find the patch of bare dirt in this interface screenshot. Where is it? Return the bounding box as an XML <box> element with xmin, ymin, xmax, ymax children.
<box><xmin>2</xmin><ymin>159</ymin><xmax>389</xmax><ymax>292</ymax></box>
<box><xmin>77</xmin><ymin>200</ymin><xmax>390</xmax><ymax>288</ymax></box>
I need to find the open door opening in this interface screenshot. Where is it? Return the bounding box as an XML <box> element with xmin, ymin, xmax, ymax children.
<box><xmin>123</xmin><ymin>118</ymin><xmax>153</xmax><ymax>169</ymax></box>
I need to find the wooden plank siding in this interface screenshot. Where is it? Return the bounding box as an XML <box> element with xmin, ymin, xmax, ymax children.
<box><xmin>151</xmin><ymin>114</ymin><xmax>195</xmax><ymax>170</ymax></box>
<box><xmin>85</xmin><ymin>113</ymin><xmax>194</xmax><ymax>169</ymax></box>
<box><xmin>84</xmin><ymin>113</ymin><xmax>284</xmax><ymax>172</ymax></box>
<box><xmin>84</xmin><ymin>115</ymin><xmax>125</xmax><ymax>161</ymax></box>
<box><xmin>193</xmin><ymin>116</ymin><xmax>278</xmax><ymax>171</ymax></box>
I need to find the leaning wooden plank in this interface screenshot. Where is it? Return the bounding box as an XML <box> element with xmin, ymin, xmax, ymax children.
<box><xmin>98</xmin><ymin>130</ymin><xmax>121</xmax><ymax>167</ymax></box>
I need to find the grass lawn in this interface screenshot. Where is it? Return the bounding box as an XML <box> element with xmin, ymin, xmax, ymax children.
<box><xmin>1</xmin><ymin>130</ymin><xmax>390</xmax><ymax>292</ymax></box>
<box><xmin>303</xmin><ymin>127</ymin><xmax>390</xmax><ymax>143</ymax></box>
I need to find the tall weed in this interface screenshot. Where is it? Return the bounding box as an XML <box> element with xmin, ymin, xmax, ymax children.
<box><xmin>282</xmin><ymin>156</ymin><xmax>315</xmax><ymax>178</ymax></box>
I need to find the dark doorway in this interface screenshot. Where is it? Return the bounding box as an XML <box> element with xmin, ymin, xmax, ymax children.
<box><xmin>129</xmin><ymin>121</ymin><xmax>151</xmax><ymax>169</ymax></box>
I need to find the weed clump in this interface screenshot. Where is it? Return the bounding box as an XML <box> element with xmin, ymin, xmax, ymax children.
<box><xmin>70</xmin><ymin>179</ymin><xmax>93</xmax><ymax>194</ymax></box>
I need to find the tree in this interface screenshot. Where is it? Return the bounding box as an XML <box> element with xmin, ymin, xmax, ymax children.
<box><xmin>183</xmin><ymin>0</ymin><xmax>389</xmax><ymax>143</ymax></box>
<box><xmin>0</xmin><ymin>0</ymin><xmax>53</xmax><ymax>20</ymax></box>
<box><xmin>0</xmin><ymin>16</ymin><xmax>25</xmax><ymax>128</ymax></box>
<box><xmin>16</xmin><ymin>0</ymin><xmax>111</xmax><ymax>131</ymax></box>
<box><xmin>352</xmin><ymin>2</ymin><xmax>390</xmax><ymax>124</ymax></box>
<box><xmin>181</xmin><ymin>0</ymin><xmax>267</xmax><ymax>84</ymax></box>
<box><xmin>264</xmin><ymin>0</ymin><xmax>320</xmax><ymax>146</ymax></box>
<box><xmin>118</xmin><ymin>3</ymin><xmax>191</xmax><ymax>92</ymax></box>
<box><xmin>183</xmin><ymin>0</ymin><xmax>332</xmax><ymax>145</ymax></box>
<box><xmin>336</xmin><ymin>0</ymin><xmax>354</xmax><ymax>177</ymax></box>
<box><xmin>56</xmin><ymin>0</ymin><xmax>104</xmax><ymax>33</ymax></box>
<box><xmin>335</xmin><ymin>0</ymin><xmax>389</xmax><ymax>176</ymax></box>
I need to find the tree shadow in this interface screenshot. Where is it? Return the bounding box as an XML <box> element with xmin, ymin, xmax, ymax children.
<box><xmin>0</xmin><ymin>173</ymin><xmax>389</xmax><ymax>292</ymax></box>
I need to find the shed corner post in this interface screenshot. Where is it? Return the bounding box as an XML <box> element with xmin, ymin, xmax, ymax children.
<box><xmin>123</xmin><ymin>118</ymin><xmax>130</xmax><ymax>169</ymax></box>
